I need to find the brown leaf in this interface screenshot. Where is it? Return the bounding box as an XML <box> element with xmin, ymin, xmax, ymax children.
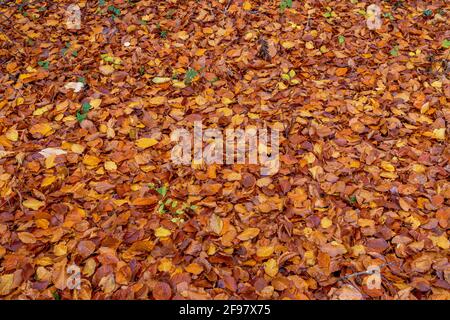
<box><xmin>153</xmin><ymin>282</ymin><xmax>172</xmax><ymax>300</ymax></box>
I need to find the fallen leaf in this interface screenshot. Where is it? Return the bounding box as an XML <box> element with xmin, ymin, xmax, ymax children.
<box><xmin>185</xmin><ymin>263</ymin><xmax>204</xmax><ymax>275</ymax></box>
<box><xmin>83</xmin><ymin>155</ymin><xmax>101</xmax><ymax>166</ymax></box>
<box><xmin>237</xmin><ymin>228</ymin><xmax>260</xmax><ymax>241</ymax></box>
<box><xmin>153</xmin><ymin>282</ymin><xmax>172</xmax><ymax>300</ymax></box>
<box><xmin>135</xmin><ymin>138</ymin><xmax>158</xmax><ymax>149</ymax></box>
<box><xmin>256</xmin><ymin>246</ymin><xmax>274</xmax><ymax>258</ymax></box>
<box><xmin>5</xmin><ymin>127</ymin><xmax>18</xmax><ymax>142</ymax></box>
<box><xmin>23</xmin><ymin>198</ymin><xmax>45</xmax><ymax>210</ymax></box>
<box><xmin>99</xmin><ymin>65</ymin><xmax>114</xmax><ymax>75</ymax></box>
<box><xmin>0</xmin><ymin>274</ymin><xmax>14</xmax><ymax>296</ymax></box>
<box><xmin>18</xmin><ymin>232</ymin><xmax>36</xmax><ymax>244</ymax></box>
<box><xmin>155</xmin><ymin>227</ymin><xmax>171</xmax><ymax>238</ymax></box>
<box><xmin>264</xmin><ymin>258</ymin><xmax>278</xmax><ymax>277</ymax></box>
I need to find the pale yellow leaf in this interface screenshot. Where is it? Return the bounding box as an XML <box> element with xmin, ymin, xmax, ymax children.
<box><xmin>104</xmin><ymin>161</ymin><xmax>117</xmax><ymax>171</ymax></box>
<box><xmin>135</xmin><ymin>138</ymin><xmax>158</xmax><ymax>149</ymax></box>
<box><xmin>23</xmin><ymin>198</ymin><xmax>45</xmax><ymax>210</ymax></box>
<box><xmin>99</xmin><ymin>65</ymin><xmax>114</xmax><ymax>75</ymax></box>
<box><xmin>41</xmin><ymin>176</ymin><xmax>56</xmax><ymax>187</ymax></box>
<box><xmin>264</xmin><ymin>258</ymin><xmax>278</xmax><ymax>277</ymax></box>
<box><xmin>155</xmin><ymin>227</ymin><xmax>171</xmax><ymax>238</ymax></box>
<box><xmin>5</xmin><ymin>127</ymin><xmax>18</xmax><ymax>142</ymax></box>
<box><xmin>148</xmin><ymin>96</ymin><xmax>167</xmax><ymax>105</ymax></box>
<box><xmin>321</xmin><ymin>217</ymin><xmax>333</xmax><ymax>228</ymax></box>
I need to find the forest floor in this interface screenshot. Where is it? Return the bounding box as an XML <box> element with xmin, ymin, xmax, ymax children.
<box><xmin>0</xmin><ymin>0</ymin><xmax>449</xmax><ymax>300</ymax></box>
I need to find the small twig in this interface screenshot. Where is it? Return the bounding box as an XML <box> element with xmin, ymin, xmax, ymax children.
<box><xmin>338</xmin><ymin>261</ymin><xmax>399</xmax><ymax>281</ymax></box>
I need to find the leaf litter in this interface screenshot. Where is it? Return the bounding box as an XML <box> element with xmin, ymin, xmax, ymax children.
<box><xmin>0</xmin><ymin>0</ymin><xmax>449</xmax><ymax>300</ymax></box>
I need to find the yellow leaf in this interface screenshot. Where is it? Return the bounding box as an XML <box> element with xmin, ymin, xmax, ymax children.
<box><xmin>358</xmin><ymin>219</ymin><xmax>374</xmax><ymax>228</ymax></box>
<box><xmin>288</xmin><ymin>69</ymin><xmax>296</xmax><ymax>78</ymax></box>
<box><xmin>90</xmin><ymin>98</ymin><xmax>102</xmax><ymax>109</ymax></box>
<box><xmin>18</xmin><ymin>73</ymin><xmax>33</xmax><ymax>81</ymax></box>
<box><xmin>207</xmin><ymin>244</ymin><xmax>216</xmax><ymax>255</ymax></box>
<box><xmin>218</xmin><ymin>107</ymin><xmax>233</xmax><ymax>117</ymax></box>
<box><xmin>380</xmin><ymin>161</ymin><xmax>395</xmax><ymax>172</ymax></box>
<box><xmin>41</xmin><ymin>176</ymin><xmax>56</xmax><ymax>187</ymax></box>
<box><xmin>320</xmin><ymin>45</ymin><xmax>328</xmax><ymax>53</ymax></box>
<box><xmin>432</xmin><ymin>128</ymin><xmax>445</xmax><ymax>141</ymax></box>
<box><xmin>256</xmin><ymin>177</ymin><xmax>272</xmax><ymax>187</ymax></box>
<box><xmin>35</xmin><ymin>218</ymin><xmax>49</xmax><ymax>229</ymax></box>
<box><xmin>256</xmin><ymin>246</ymin><xmax>274</xmax><ymax>258</ymax></box>
<box><xmin>281</xmin><ymin>73</ymin><xmax>290</xmax><ymax>81</ymax></box>
<box><xmin>405</xmin><ymin>216</ymin><xmax>421</xmax><ymax>230</ymax></box>
<box><xmin>303</xmin><ymin>152</ymin><xmax>316</xmax><ymax>164</ymax></box>
<box><xmin>195</xmin><ymin>95</ymin><xmax>207</xmax><ymax>106</ymax></box>
<box><xmin>104</xmin><ymin>161</ymin><xmax>117</xmax><ymax>171</ymax></box>
<box><xmin>158</xmin><ymin>258</ymin><xmax>173</xmax><ymax>272</ymax></box>
<box><xmin>30</xmin><ymin>122</ymin><xmax>53</xmax><ymax>136</ymax></box>
<box><xmin>185</xmin><ymin>263</ymin><xmax>204</xmax><ymax>275</ymax></box>
<box><xmin>152</xmin><ymin>77</ymin><xmax>171</xmax><ymax>84</ymax></box>
<box><xmin>177</xmin><ymin>31</ymin><xmax>189</xmax><ymax>40</ymax></box>
<box><xmin>309</xmin><ymin>166</ymin><xmax>323</xmax><ymax>180</ymax></box>
<box><xmin>155</xmin><ymin>227</ymin><xmax>171</xmax><ymax>238</ymax></box>
<box><xmin>305</xmin><ymin>41</ymin><xmax>314</xmax><ymax>49</ymax></box>
<box><xmin>54</xmin><ymin>243</ymin><xmax>67</xmax><ymax>256</ymax></box>
<box><xmin>71</xmin><ymin>143</ymin><xmax>85</xmax><ymax>154</ymax></box>
<box><xmin>0</xmin><ymin>274</ymin><xmax>14</xmax><ymax>296</ymax></box>
<box><xmin>349</xmin><ymin>160</ymin><xmax>360</xmax><ymax>168</ymax></box>
<box><xmin>321</xmin><ymin>217</ymin><xmax>333</xmax><ymax>228</ymax></box>
<box><xmin>431</xmin><ymin>81</ymin><xmax>442</xmax><ymax>88</ymax></box>
<box><xmin>35</xmin><ymin>256</ymin><xmax>53</xmax><ymax>266</ymax></box>
<box><xmin>305</xmin><ymin>250</ymin><xmax>316</xmax><ymax>265</ymax></box>
<box><xmin>33</xmin><ymin>105</ymin><xmax>52</xmax><ymax>116</ymax></box>
<box><xmin>277</xmin><ymin>82</ymin><xmax>288</xmax><ymax>90</ymax></box>
<box><xmin>83</xmin><ymin>155</ymin><xmax>101</xmax><ymax>166</ymax></box>
<box><xmin>224</xmin><ymin>172</ymin><xmax>241</xmax><ymax>181</ymax></box>
<box><xmin>99</xmin><ymin>65</ymin><xmax>114</xmax><ymax>75</ymax></box>
<box><xmin>412</xmin><ymin>164</ymin><xmax>425</xmax><ymax>173</ymax></box>
<box><xmin>195</xmin><ymin>49</ymin><xmax>207</xmax><ymax>56</ymax></box>
<box><xmin>222</xmin><ymin>97</ymin><xmax>234</xmax><ymax>105</ymax></box>
<box><xmin>429</xmin><ymin>234</ymin><xmax>449</xmax><ymax>250</ymax></box>
<box><xmin>351</xmin><ymin>245</ymin><xmax>365</xmax><ymax>256</ymax></box>
<box><xmin>264</xmin><ymin>258</ymin><xmax>278</xmax><ymax>277</ymax></box>
<box><xmin>149</xmin><ymin>96</ymin><xmax>167</xmax><ymax>105</ymax></box>
<box><xmin>237</xmin><ymin>228</ymin><xmax>260</xmax><ymax>241</ymax></box>
<box><xmin>45</xmin><ymin>154</ymin><xmax>56</xmax><ymax>169</ymax></box>
<box><xmin>135</xmin><ymin>138</ymin><xmax>158</xmax><ymax>149</ymax></box>
<box><xmin>281</xmin><ymin>41</ymin><xmax>295</xmax><ymax>49</ymax></box>
<box><xmin>380</xmin><ymin>171</ymin><xmax>397</xmax><ymax>179</ymax></box>
<box><xmin>243</xmin><ymin>1</ymin><xmax>252</xmax><ymax>10</ymax></box>
<box><xmin>172</xmin><ymin>80</ymin><xmax>186</xmax><ymax>88</ymax></box>
<box><xmin>5</xmin><ymin>127</ymin><xmax>18</xmax><ymax>142</ymax></box>
<box><xmin>23</xmin><ymin>198</ymin><xmax>45</xmax><ymax>210</ymax></box>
